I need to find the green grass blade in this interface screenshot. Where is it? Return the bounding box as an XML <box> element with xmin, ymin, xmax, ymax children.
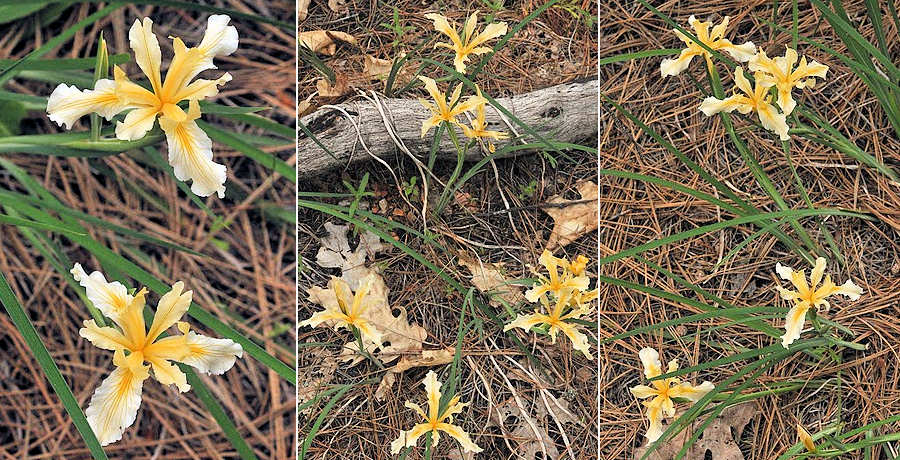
<box><xmin>184</xmin><ymin>367</ymin><xmax>259</xmax><ymax>460</ymax></box>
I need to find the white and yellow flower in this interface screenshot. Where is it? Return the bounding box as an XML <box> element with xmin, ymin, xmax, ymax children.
<box><xmin>461</xmin><ymin>86</ymin><xmax>508</xmax><ymax>152</ymax></box>
<box><xmin>775</xmin><ymin>257</ymin><xmax>863</xmax><ymax>348</ymax></box>
<box><xmin>417</xmin><ymin>75</ymin><xmax>485</xmax><ymax>137</ymax></box>
<box><xmin>504</xmin><ymin>288</ymin><xmax>594</xmax><ymax>358</ymax></box>
<box><xmin>523</xmin><ymin>250</ymin><xmax>590</xmax><ymax>303</ymax></box>
<box><xmin>46</xmin><ymin>15</ymin><xmax>238</xmax><ymax>198</ymax></box>
<box><xmin>390</xmin><ymin>370</ymin><xmax>482</xmax><ymax>455</ymax></box>
<box><xmin>425</xmin><ymin>11</ymin><xmax>507</xmax><ymax>74</ymax></box>
<box><xmin>72</xmin><ymin>263</ymin><xmax>242</xmax><ymax>445</ymax></box>
<box><xmin>660</xmin><ymin>15</ymin><xmax>756</xmax><ymax>77</ymax></box>
<box><xmin>699</xmin><ymin>66</ymin><xmax>790</xmax><ymax>140</ymax></box>
<box><xmin>630</xmin><ymin>348</ymin><xmax>714</xmax><ymax>443</ymax></box>
<box><xmin>748</xmin><ymin>47</ymin><xmax>828</xmax><ymax>115</ymax></box>
<box><xmin>797</xmin><ymin>423</ymin><xmax>818</xmax><ymax>453</ymax></box>
<box><xmin>299</xmin><ymin>274</ymin><xmax>384</xmax><ymax>349</ymax></box>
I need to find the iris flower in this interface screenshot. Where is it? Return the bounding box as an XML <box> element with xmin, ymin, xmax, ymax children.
<box><xmin>461</xmin><ymin>86</ymin><xmax>508</xmax><ymax>152</ymax></box>
<box><xmin>797</xmin><ymin>423</ymin><xmax>817</xmax><ymax>453</ymax></box>
<box><xmin>46</xmin><ymin>15</ymin><xmax>239</xmax><ymax>198</ymax></box>
<box><xmin>748</xmin><ymin>47</ymin><xmax>828</xmax><ymax>115</ymax></box>
<box><xmin>660</xmin><ymin>15</ymin><xmax>756</xmax><ymax>77</ymax></box>
<box><xmin>504</xmin><ymin>288</ymin><xmax>594</xmax><ymax>358</ymax></box>
<box><xmin>417</xmin><ymin>75</ymin><xmax>485</xmax><ymax>137</ymax></box>
<box><xmin>425</xmin><ymin>11</ymin><xmax>507</xmax><ymax>73</ymax></box>
<box><xmin>630</xmin><ymin>348</ymin><xmax>714</xmax><ymax>443</ymax></box>
<box><xmin>775</xmin><ymin>257</ymin><xmax>863</xmax><ymax>348</ymax></box>
<box><xmin>699</xmin><ymin>66</ymin><xmax>790</xmax><ymax>140</ymax></box>
<box><xmin>72</xmin><ymin>263</ymin><xmax>242</xmax><ymax>445</ymax></box>
<box><xmin>390</xmin><ymin>370</ymin><xmax>482</xmax><ymax>454</ymax></box>
<box><xmin>524</xmin><ymin>250</ymin><xmax>590</xmax><ymax>303</ymax></box>
<box><xmin>299</xmin><ymin>274</ymin><xmax>384</xmax><ymax>349</ymax></box>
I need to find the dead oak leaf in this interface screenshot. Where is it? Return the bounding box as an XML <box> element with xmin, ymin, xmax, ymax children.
<box><xmin>542</xmin><ymin>180</ymin><xmax>599</xmax><ymax>251</ymax></box>
<box><xmin>458</xmin><ymin>251</ymin><xmax>525</xmax><ymax>308</ymax></box>
<box><xmin>316</xmin><ymin>73</ymin><xmax>351</xmax><ymax>98</ymax></box>
<box><xmin>634</xmin><ymin>403</ymin><xmax>756</xmax><ymax>460</ymax></box>
<box><xmin>299</xmin><ymin>30</ymin><xmax>356</xmax><ymax>55</ymax></box>
<box><xmin>315</xmin><ymin>222</ymin><xmax>385</xmax><ymax>288</ymax></box>
<box><xmin>374</xmin><ymin>347</ymin><xmax>454</xmax><ymax>400</ymax></box>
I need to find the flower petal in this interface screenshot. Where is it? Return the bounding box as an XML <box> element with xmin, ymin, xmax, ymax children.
<box><xmin>145</xmin><ymin>281</ymin><xmax>192</xmax><ymax>343</ymax></box>
<box><xmin>79</xmin><ymin>319</ymin><xmax>130</xmax><ymax>351</ymax></box>
<box><xmin>128</xmin><ymin>17</ymin><xmax>163</xmax><ymax>93</ymax></box>
<box><xmin>85</xmin><ymin>351</ymin><xmax>149</xmax><ymax>446</ymax></box>
<box><xmin>669</xmin><ymin>380</ymin><xmax>714</xmax><ymax>402</ymax></box>
<box><xmin>810</xmin><ymin>257</ymin><xmax>827</xmax><ymax>289</ymax></box>
<box><xmin>148</xmin><ymin>357</ymin><xmax>190</xmax><ymax>392</ymax></box>
<box><xmin>630</xmin><ymin>384</ymin><xmax>658</xmax><ymax>399</ymax></box>
<box><xmin>71</xmin><ymin>263</ymin><xmax>133</xmax><ymax>322</ymax></box>
<box><xmin>436</xmin><ymin>422</ymin><xmax>483</xmax><ymax>453</ymax></box>
<box><xmin>644</xmin><ymin>399</ymin><xmax>665</xmax><ymax>442</ymax></box>
<box><xmin>179</xmin><ymin>330</ymin><xmax>243</xmax><ymax>375</ymax></box>
<box><xmin>423</xmin><ymin>370</ymin><xmax>442</xmax><ymax>421</ymax></box>
<box><xmin>720</xmin><ymin>40</ymin><xmax>756</xmax><ymax>62</ymax></box>
<box><xmin>639</xmin><ymin>347</ymin><xmax>663</xmax><ymax>379</ymax></box>
<box><xmin>196</xmin><ymin>14</ymin><xmax>239</xmax><ymax>68</ymax></box>
<box><xmin>660</xmin><ymin>49</ymin><xmax>700</xmax><ymax>76</ymax></box>
<box><xmin>834</xmin><ymin>279</ymin><xmax>863</xmax><ymax>300</ymax></box>
<box><xmin>553</xmin><ymin>321</ymin><xmax>592</xmax><ymax>358</ymax></box>
<box><xmin>468</xmin><ymin>21</ymin><xmax>507</xmax><ymax>49</ymax></box>
<box><xmin>699</xmin><ymin>95</ymin><xmax>749</xmax><ymax>116</ymax></box>
<box><xmin>425</xmin><ymin>13</ymin><xmax>462</xmax><ymax>49</ymax></box>
<box><xmin>115</xmin><ymin>106</ymin><xmax>158</xmax><ymax>141</ymax></box>
<box><xmin>775</xmin><ymin>262</ymin><xmax>794</xmax><ymax>281</ymax></box>
<box><xmin>781</xmin><ymin>301</ymin><xmax>811</xmax><ymax>348</ymax></box>
<box><xmin>756</xmin><ymin>102</ymin><xmax>790</xmax><ymax>141</ymax></box>
<box><xmin>389</xmin><ymin>423</ymin><xmax>433</xmax><ymax>454</ymax></box>
<box><xmin>503</xmin><ymin>311</ymin><xmax>549</xmax><ymax>333</ymax></box>
<box><xmin>46</xmin><ymin>80</ymin><xmax>126</xmax><ymax>129</ymax></box>
<box><xmin>172</xmin><ymin>72</ymin><xmax>232</xmax><ymax>102</ymax></box>
<box><xmin>158</xmin><ymin>101</ymin><xmax>227</xmax><ymax>198</ymax></box>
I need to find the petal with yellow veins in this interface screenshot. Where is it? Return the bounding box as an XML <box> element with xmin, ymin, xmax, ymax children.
<box><xmin>128</xmin><ymin>17</ymin><xmax>163</xmax><ymax>93</ymax></box>
<box><xmin>46</xmin><ymin>80</ymin><xmax>127</xmax><ymax>129</ymax></box>
<box><xmin>639</xmin><ymin>347</ymin><xmax>663</xmax><ymax>379</ymax></box>
<box><xmin>179</xmin><ymin>330</ymin><xmax>243</xmax><ymax>375</ymax></box>
<box><xmin>145</xmin><ymin>281</ymin><xmax>192</xmax><ymax>343</ymax></box>
<box><xmin>115</xmin><ymin>106</ymin><xmax>159</xmax><ymax>141</ymax></box>
<box><xmin>79</xmin><ymin>319</ymin><xmax>130</xmax><ymax>351</ymax></box>
<box><xmin>71</xmin><ymin>263</ymin><xmax>133</xmax><ymax>321</ymax></box>
<box><xmin>148</xmin><ymin>356</ymin><xmax>190</xmax><ymax>392</ymax></box>
<box><xmin>85</xmin><ymin>350</ymin><xmax>149</xmax><ymax>446</ymax></box>
<box><xmin>159</xmin><ymin>100</ymin><xmax>227</xmax><ymax>198</ymax></box>
<box><xmin>435</xmin><ymin>422</ymin><xmax>483</xmax><ymax>453</ymax></box>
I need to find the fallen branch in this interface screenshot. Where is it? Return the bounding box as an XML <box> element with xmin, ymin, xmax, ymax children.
<box><xmin>298</xmin><ymin>79</ymin><xmax>598</xmax><ymax>174</ymax></box>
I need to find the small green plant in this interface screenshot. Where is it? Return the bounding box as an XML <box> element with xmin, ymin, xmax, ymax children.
<box><xmin>379</xmin><ymin>7</ymin><xmax>414</xmax><ymax>49</ymax></box>
<box><xmin>518</xmin><ymin>179</ymin><xmax>537</xmax><ymax>199</ymax></box>
<box><xmin>401</xmin><ymin>175</ymin><xmax>419</xmax><ymax>200</ymax></box>
<box><xmin>553</xmin><ymin>0</ymin><xmax>596</xmax><ymax>29</ymax></box>
<box><xmin>342</xmin><ymin>172</ymin><xmax>374</xmax><ymax>218</ymax></box>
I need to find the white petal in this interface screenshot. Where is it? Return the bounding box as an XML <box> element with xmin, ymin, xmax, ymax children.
<box><xmin>775</xmin><ymin>262</ymin><xmax>794</xmax><ymax>281</ymax></box>
<box><xmin>128</xmin><ymin>17</ymin><xmax>163</xmax><ymax>92</ymax></box>
<box><xmin>115</xmin><ymin>106</ymin><xmax>158</xmax><ymax>141</ymax></box>
<box><xmin>159</xmin><ymin>107</ymin><xmax>226</xmax><ymax>198</ymax></box>
<box><xmin>71</xmin><ymin>263</ymin><xmax>133</xmax><ymax>321</ymax></box>
<box><xmin>180</xmin><ymin>331</ymin><xmax>243</xmax><ymax>375</ymax></box>
<box><xmin>639</xmin><ymin>347</ymin><xmax>662</xmax><ymax>379</ymax></box>
<box><xmin>835</xmin><ymin>279</ymin><xmax>863</xmax><ymax>300</ymax></box>
<box><xmin>85</xmin><ymin>365</ymin><xmax>148</xmax><ymax>446</ymax></box>
<box><xmin>198</xmin><ymin>15</ymin><xmax>239</xmax><ymax>61</ymax></box>
<box><xmin>46</xmin><ymin>80</ymin><xmax>126</xmax><ymax>129</ymax></box>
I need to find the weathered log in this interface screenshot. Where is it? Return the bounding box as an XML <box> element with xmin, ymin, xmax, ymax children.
<box><xmin>298</xmin><ymin>79</ymin><xmax>598</xmax><ymax>174</ymax></box>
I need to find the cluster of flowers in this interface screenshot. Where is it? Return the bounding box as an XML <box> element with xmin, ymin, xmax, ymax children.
<box><xmin>661</xmin><ymin>15</ymin><xmax>829</xmax><ymax>141</ymax></box>
<box><xmin>46</xmin><ymin>15</ymin><xmax>239</xmax><ymax>198</ymax></box>
<box><xmin>418</xmin><ymin>12</ymin><xmax>510</xmax><ymax>152</ymax></box>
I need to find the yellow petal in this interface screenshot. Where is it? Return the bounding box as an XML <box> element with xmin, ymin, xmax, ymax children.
<box><xmin>503</xmin><ymin>311</ymin><xmax>549</xmax><ymax>333</ymax></box>
<box><xmin>639</xmin><ymin>347</ymin><xmax>663</xmax><ymax>379</ymax></box>
<box><xmin>389</xmin><ymin>423</ymin><xmax>433</xmax><ymax>454</ymax></box>
<box><xmin>797</xmin><ymin>423</ymin><xmax>817</xmax><ymax>452</ymax></box>
<box><xmin>404</xmin><ymin>401</ymin><xmax>428</xmax><ymax>422</ymax></box>
<box><xmin>115</xmin><ymin>106</ymin><xmax>158</xmax><ymax>141</ymax></box>
<box><xmin>833</xmin><ymin>279</ymin><xmax>863</xmax><ymax>300</ymax></box>
<box><xmin>145</xmin><ymin>281</ymin><xmax>192</xmax><ymax>343</ymax></box>
<box><xmin>158</xmin><ymin>105</ymin><xmax>227</xmax><ymax>198</ymax></box>
<box><xmin>719</xmin><ymin>40</ymin><xmax>756</xmax><ymax>62</ymax></box>
<box><xmin>810</xmin><ymin>257</ymin><xmax>827</xmax><ymax>289</ymax></box>
<box><xmin>781</xmin><ymin>301</ymin><xmax>811</xmax><ymax>348</ymax></box>
<box><xmin>85</xmin><ymin>351</ymin><xmax>149</xmax><ymax>446</ymax></box>
<box><xmin>148</xmin><ymin>357</ymin><xmax>190</xmax><ymax>392</ymax></box>
<box><xmin>79</xmin><ymin>319</ymin><xmax>130</xmax><ymax>351</ymax></box>
<box><xmin>128</xmin><ymin>17</ymin><xmax>163</xmax><ymax>93</ymax></box>
<box><xmin>417</xmin><ymin>75</ymin><xmax>447</xmax><ymax>114</ymax></box>
<box><xmin>423</xmin><ymin>370</ymin><xmax>442</xmax><ymax>421</ymax></box>
<box><xmin>424</xmin><ymin>13</ymin><xmax>462</xmax><ymax>50</ymax></box>
<box><xmin>173</xmin><ymin>72</ymin><xmax>232</xmax><ymax>103</ymax></box>
<box><xmin>142</xmin><ymin>334</ymin><xmax>189</xmax><ymax>362</ymax></box>
<box><xmin>467</xmin><ymin>21</ymin><xmax>507</xmax><ymax>49</ymax></box>
<box><xmin>630</xmin><ymin>384</ymin><xmax>658</xmax><ymax>399</ymax></box>
<box><xmin>436</xmin><ymin>422</ymin><xmax>483</xmax><ymax>453</ymax></box>
<box><xmin>46</xmin><ymin>80</ymin><xmax>126</xmax><ymax>129</ymax></box>
<box><xmin>353</xmin><ymin>320</ymin><xmax>384</xmax><ymax>350</ymax></box>
<box><xmin>755</xmin><ymin>101</ymin><xmax>790</xmax><ymax>141</ymax></box>
<box><xmin>660</xmin><ymin>49</ymin><xmax>700</xmax><ymax>77</ymax></box>
<box><xmin>699</xmin><ymin>94</ymin><xmax>750</xmax><ymax>116</ymax></box>
<box><xmin>669</xmin><ymin>381</ymin><xmax>714</xmax><ymax>402</ymax></box>
<box><xmin>112</xmin><ymin>66</ymin><xmax>159</xmax><ymax>107</ymax></box>
<box><xmin>179</xmin><ymin>331</ymin><xmax>242</xmax><ymax>375</ymax></box>
<box><xmin>552</xmin><ymin>321</ymin><xmax>592</xmax><ymax>358</ymax></box>
<box><xmin>644</xmin><ymin>399</ymin><xmax>665</xmax><ymax>442</ymax></box>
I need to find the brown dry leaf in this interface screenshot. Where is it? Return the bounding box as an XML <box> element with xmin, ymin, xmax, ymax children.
<box><xmin>374</xmin><ymin>348</ymin><xmax>454</xmax><ymax>400</ymax></box>
<box><xmin>487</xmin><ymin>395</ymin><xmax>579</xmax><ymax>459</ymax></box>
<box><xmin>327</xmin><ymin>0</ymin><xmax>347</xmax><ymax>14</ymax></box>
<box><xmin>315</xmin><ymin>222</ymin><xmax>385</xmax><ymax>288</ymax></box>
<box><xmin>458</xmin><ymin>251</ymin><xmax>525</xmax><ymax>308</ymax></box>
<box><xmin>298</xmin><ymin>0</ymin><xmax>311</xmax><ymax>22</ymax></box>
<box><xmin>316</xmin><ymin>73</ymin><xmax>350</xmax><ymax>98</ymax></box>
<box><xmin>299</xmin><ymin>30</ymin><xmax>356</xmax><ymax>55</ymax></box>
<box><xmin>543</xmin><ymin>180</ymin><xmax>599</xmax><ymax>251</ymax></box>
<box><xmin>634</xmin><ymin>403</ymin><xmax>756</xmax><ymax>460</ymax></box>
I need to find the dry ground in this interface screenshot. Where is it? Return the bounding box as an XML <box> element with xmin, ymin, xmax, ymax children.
<box><xmin>299</xmin><ymin>1</ymin><xmax>598</xmax><ymax>458</ymax></box>
<box><xmin>0</xmin><ymin>2</ymin><xmax>296</xmax><ymax>459</ymax></box>
<box><xmin>600</xmin><ymin>0</ymin><xmax>900</xmax><ymax>458</ymax></box>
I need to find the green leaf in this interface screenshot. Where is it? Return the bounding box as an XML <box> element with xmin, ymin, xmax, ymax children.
<box><xmin>0</xmin><ymin>100</ymin><xmax>25</xmax><ymax>136</ymax></box>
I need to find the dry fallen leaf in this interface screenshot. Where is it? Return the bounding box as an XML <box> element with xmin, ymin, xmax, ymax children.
<box><xmin>315</xmin><ymin>222</ymin><xmax>385</xmax><ymax>288</ymax></box>
<box><xmin>298</xmin><ymin>0</ymin><xmax>311</xmax><ymax>22</ymax></box>
<box><xmin>327</xmin><ymin>0</ymin><xmax>347</xmax><ymax>14</ymax></box>
<box><xmin>458</xmin><ymin>251</ymin><xmax>525</xmax><ymax>308</ymax></box>
<box><xmin>542</xmin><ymin>180</ymin><xmax>599</xmax><ymax>251</ymax></box>
<box><xmin>487</xmin><ymin>395</ymin><xmax>578</xmax><ymax>459</ymax></box>
<box><xmin>634</xmin><ymin>403</ymin><xmax>756</xmax><ymax>460</ymax></box>
<box><xmin>316</xmin><ymin>73</ymin><xmax>350</xmax><ymax>98</ymax></box>
<box><xmin>299</xmin><ymin>30</ymin><xmax>356</xmax><ymax>55</ymax></box>
<box><xmin>374</xmin><ymin>348</ymin><xmax>454</xmax><ymax>400</ymax></box>
<box><xmin>297</xmin><ymin>340</ymin><xmax>338</xmax><ymax>415</ymax></box>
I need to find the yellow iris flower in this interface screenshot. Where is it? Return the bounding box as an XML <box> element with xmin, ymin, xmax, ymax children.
<box><xmin>417</xmin><ymin>75</ymin><xmax>485</xmax><ymax>138</ymax></box>
<box><xmin>425</xmin><ymin>11</ymin><xmax>507</xmax><ymax>74</ymax></box>
<box><xmin>660</xmin><ymin>15</ymin><xmax>756</xmax><ymax>77</ymax></box>
<box><xmin>630</xmin><ymin>348</ymin><xmax>714</xmax><ymax>443</ymax></box>
<box><xmin>748</xmin><ymin>47</ymin><xmax>828</xmax><ymax>116</ymax></box>
<box><xmin>797</xmin><ymin>423</ymin><xmax>818</xmax><ymax>453</ymax></box>
<box><xmin>72</xmin><ymin>263</ymin><xmax>242</xmax><ymax>446</ymax></box>
<box><xmin>699</xmin><ymin>66</ymin><xmax>790</xmax><ymax>141</ymax></box>
<box><xmin>461</xmin><ymin>86</ymin><xmax>509</xmax><ymax>152</ymax></box>
<box><xmin>46</xmin><ymin>15</ymin><xmax>239</xmax><ymax>198</ymax></box>
<box><xmin>524</xmin><ymin>250</ymin><xmax>590</xmax><ymax>303</ymax></box>
<box><xmin>299</xmin><ymin>274</ymin><xmax>384</xmax><ymax>349</ymax></box>
<box><xmin>390</xmin><ymin>370</ymin><xmax>482</xmax><ymax>454</ymax></box>
<box><xmin>504</xmin><ymin>288</ymin><xmax>594</xmax><ymax>358</ymax></box>
<box><xmin>775</xmin><ymin>257</ymin><xmax>863</xmax><ymax>348</ymax></box>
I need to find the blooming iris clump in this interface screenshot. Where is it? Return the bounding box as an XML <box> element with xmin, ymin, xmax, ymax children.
<box><xmin>699</xmin><ymin>66</ymin><xmax>790</xmax><ymax>140</ymax></box>
<box><xmin>416</xmin><ymin>75</ymin><xmax>485</xmax><ymax>138</ymax></box>
<box><xmin>774</xmin><ymin>257</ymin><xmax>863</xmax><ymax>348</ymax></box>
<box><xmin>630</xmin><ymin>348</ymin><xmax>714</xmax><ymax>443</ymax></box>
<box><xmin>460</xmin><ymin>86</ymin><xmax>509</xmax><ymax>151</ymax></box>
<box><xmin>425</xmin><ymin>11</ymin><xmax>507</xmax><ymax>74</ymax></box>
<box><xmin>504</xmin><ymin>250</ymin><xmax>597</xmax><ymax>357</ymax></box>
<box><xmin>660</xmin><ymin>15</ymin><xmax>756</xmax><ymax>77</ymax></box>
<box><xmin>299</xmin><ymin>274</ymin><xmax>384</xmax><ymax>349</ymax></box>
<box><xmin>46</xmin><ymin>15</ymin><xmax>239</xmax><ymax>198</ymax></box>
<box><xmin>73</xmin><ymin>263</ymin><xmax>242</xmax><ymax>445</ymax></box>
<box><xmin>390</xmin><ymin>370</ymin><xmax>482</xmax><ymax>454</ymax></box>
<box><xmin>748</xmin><ymin>46</ymin><xmax>828</xmax><ymax>116</ymax></box>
